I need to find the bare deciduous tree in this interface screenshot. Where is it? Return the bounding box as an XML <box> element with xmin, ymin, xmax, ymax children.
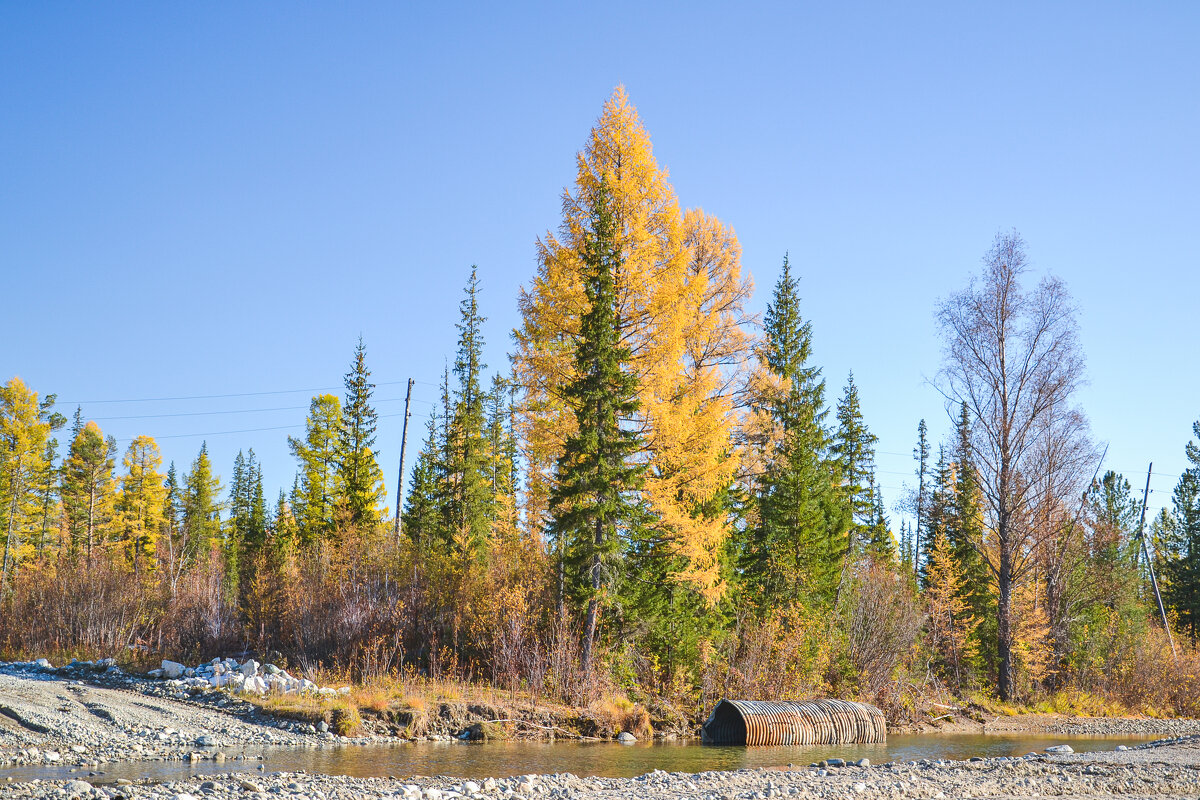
<box><xmin>936</xmin><ymin>230</ymin><xmax>1094</xmax><ymax>701</ymax></box>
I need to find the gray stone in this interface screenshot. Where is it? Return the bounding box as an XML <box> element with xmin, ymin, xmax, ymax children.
<box><xmin>1045</xmin><ymin>745</ymin><xmax>1074</xmax><ymax>754</ymax></box>
<box><xmin>856</xmin><ymin>758</ymin><xmax>870</xmax><ymax>767</ymax></box>
<box><xmin>317</xmin><ymin>720</ymin><xmax>329</xmax><ymax>733</ymax></box>
<box><xmin>239</xmin><ymin>780</ymin><xmax>264</xmax><ymax>792</ymax></box>
<box><xmin>64</xmin><ymin>780</ymin><xmax>93</xmax><ymax>796</ymax></box>
<box><xmin>161</xmin><ymin>660</ymin><xmax>186</xmax><ymax>679</ymax></box>
<box><xmin>195</xmin><ymin>734</ymin><xmax>217</xmax><ymax>747</ymax></box>
<box><xmin>618</xmin><ymin>731</ymin><xmax>637</xmax><ymax>743</ymax></box>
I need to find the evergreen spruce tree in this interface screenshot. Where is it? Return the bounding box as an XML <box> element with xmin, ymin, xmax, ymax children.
<box><xmin>1163</xmin><ymin>420</ymin><xmax>1200</xmax><ymax>639</ymax></box>
<box><xmin>404</xmin><ymin>415</ymin><xmax>448</xmax><ymax>551</ymax></box>
<box><xmin>162</xmin><ymin>462</ymin><xmax>184</xmax><ymax>589</ymax></box>
<box><xmin>182</xmin><ymin>442</ymin><xmax>223</xmax><ymax>566</ymax></box>
<box><xmin>448</xmin><ymin>268</ymin><xmax>493</xmax><ymax>556</ymax></box>
<box><xmin>548</xmin><ymin>181</ymin><xmax>646</xmax><ymax>669</ymax></box>
<box><xmin>948</xmin><ymin>402</ymin><xmax>992</xmax><ymax>630</ymax></box>
<box><xmin>912</xmin><ymin>418</ymin><xmax>931</xmax><ymax>577</ymax></box>
<box><xmin>744</xmin><ymin>255</ymin><xmax>844</xmax><ymax>607</ymax></box>
<box><xmin>337</xmin><ymin>338</ymin><xmax>387</xmax><ymax>528</ymax></box>
<box><xmin>865</xmin><ymin>477</ymin><xmax>894</xmax><ymax>561</ymax></box>
<box><xmin>831</xmin><ymin>371</ymin><xmax>879</xmax><ymax>560</ymax></box>
<box><xmin>922</xmin><ymin>445</ymin><xmax>953</xmax><ymax>588</ymax></box>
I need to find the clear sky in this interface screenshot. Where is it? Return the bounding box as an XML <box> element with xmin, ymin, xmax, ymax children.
<box><xmin>2</xmin><ymin>2</ymin><xmax>1197</xmax><ymax>525</ymax></box>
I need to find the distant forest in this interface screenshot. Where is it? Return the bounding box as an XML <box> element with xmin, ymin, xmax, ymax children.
<box><xmin>3</xmin><ymin>89</ymin><xmax>1199</xmax><ymax>719</ymax></box>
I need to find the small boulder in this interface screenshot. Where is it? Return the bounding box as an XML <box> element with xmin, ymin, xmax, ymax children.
<box><xmin>64</xmin><ymin>779</ymin><xmax>92</xmax><ymax>796</ymax></box>
<box><xmin>617</xmin><ymin>731</ymin><xmax>637</xmax><ymax>743</ymax></box>
<box><xmin>161</xmin><ymin>660</ymin><xmax>186</xmax><ymax>679</ymax></box>
<box><xmin>240</xmin><ymin>659</ymin><xmax>260</xmax><ymax>678</ymax></box>
<box><xmin>1045</xmin><ymin>745</ymin><xmax>1074</xmax><ymax>754</ymax></box>
<box><xmin>34</xmin><ymin>658</ymin><xmax>53</xmax><ymax>670</ymax></box>
<box><xmin>317</xmin><ymin>721</ymin><xmax>329</xmax><ymax>733</ymax></box>
<box><xmin>195</xmin><ymin>734</ymin><xmax>218</xmax><ymax>747</ymax></box>
<box><xmin>44</xmin><ymin>751</ymin><xmax>61</xmax><ymax>762</ymax></box>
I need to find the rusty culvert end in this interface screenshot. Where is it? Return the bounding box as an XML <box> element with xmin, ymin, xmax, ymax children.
<box><xmin>701</xmin><ymin>699</ymin><xmax>887</xmax><ymax>745</ymax></box>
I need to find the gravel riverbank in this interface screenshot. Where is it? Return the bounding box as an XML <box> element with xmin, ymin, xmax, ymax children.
<box><xmin>0</xmin><ymin>661</ymin><xmax>377</xmax><ymax>771</ymax></box>
<box><xmin>6</xmin><ymin>735</ymin><xmax>1200</xmax><ymax>800</ymax></box>
<box><xmin>4</xmin><ymin>660</ymin><xmax>1200</xmax><ymax>799</ymax></box>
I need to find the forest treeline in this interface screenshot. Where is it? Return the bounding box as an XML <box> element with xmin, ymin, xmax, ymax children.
<box><xmin>3</xmin><ymin>89</ymin><xmax>1199</xmax><ymax>720</ymax></box>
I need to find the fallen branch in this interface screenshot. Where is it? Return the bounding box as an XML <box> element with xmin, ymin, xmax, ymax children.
<box><xmin>484</xmin><ymin>719</ymin><xmax>603</xmax><ymax>741</ymax></box>
<box><xmin>928</xmin><ymin>713</ymin><xmax>954</xmax><ymax>723</ymax></box>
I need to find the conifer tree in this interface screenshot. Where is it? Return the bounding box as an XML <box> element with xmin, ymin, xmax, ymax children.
<box><xmin>912</xmin><ymin>418</ymin><xmax>931</xmax><ymax>577</ymax></box>
<box><xmin>117</xmin><ymin>435</ymin><xmax>167</xmax><ymax>576</ymax></box>
<box><xmin>182</xmin><ymin>442</ymin><xmax>223</xmax><ymax>566</ymax></box>
<box><xmin>32</xmin><ymin>438</ymin><xmax>59</xmax><ymax>554</ymax></box>
<box><xmin>515</xmin><ymin>88</ymin><xmax>753</xmax><ymax>596</ymax></box>
<box><xmin>831</xmin><ymin>371</ymin><xmax>879</xmax><ymax>560</ymax></box>
<box><xmin>289</xmin><ymin>394</ymin><xmax>343</xmax><ymax>543</ymax></box>
<box><xmin>1163</xmin><ymin>420</ymin><xmax>1200</xmax><ymax>639</ymax></box>
<box><xmin>337</xmin><ymin>338</ymin><xmax>386</xmax><ymax>528</ymax></box>
<box><xmin>948</xmin><ymin>403</ymin><xmax>992</xmax><ymax>628</ymax></box>
<box><xmin>865</xmin><ymin>477</ymin><xmax>894</xmax><ymax>561</ymax></box>
<box><xmin>448</xmin><ymin>268</ymin><xmax>493</xmax><ymax>556</ymax></box>
<box><xmin>404</xmin><ymin>414</ymin><xmax>448</xmax><ymax>551</ymax></box>
<box><xmin>743</xmin><ymin>256</ymin><xmax>844</xmax><ymax>607</ymax></box>
<box><xmin>548</xmin><ymin>181</ymin><xmax>646</xmax><ymax>669</ymax></box>
<box><xmin>60</xmin><ymin>420</ymin><xmax>117</xmax><ymax>562</ymax></box>
<box><xmin>925</xmin><ymin>528</ymin><xmax>979</xmax><ymax>685</ymax></box>
<box><xmin>162</xmin><ymin>462</ymin><xmax>185</xmax><ymax>592</ymax></box>
<box><xmin>0</xmin><ymin>378</ymin><xmax>64</xmax><ymax>589</ymax></box>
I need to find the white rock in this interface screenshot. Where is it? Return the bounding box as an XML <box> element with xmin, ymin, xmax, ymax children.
<box><xmin>463</xmin><ymin>781</ymin><xmax>482</xmax><ymax>794</ymax></box>
<box><xmin>34</xmin><ymin>658</ymin><xmax>53</xmax><ymax>670</ymax></box>
<box><xmin>161</xmin><ymin>660</ymin><xmax>186</xmax><ymax>679</ymax></box>
<box><xmin>617</xmin><ymin>731</ymin><xmax>637</xmax><ymax>743</ymax></box>
<box><xmin>425</xmin><ymin>790</ymin><xmax>443</xmax><ymax>800</ymax></box>
<box><xmin>44</xmin><ymin>751</ymin><xmax>60</xmax><ymax>762</ymax></box>
<box><xmin>240</xmin><ymin>659</ymin><xmax>260</xmax><ymax>678</ymax></box>
<box><xmin>63</xmin><ymin>779</ymin><xmax>92</xmax><ymax>796</ymax></box>
<box><xmin>1045</xmin><ymin>745</ymin><xmax>1074</xmax><ymax>754</ymax></box>
<box><xmin>70</xmin><ymin>745</ymin><xmax>87</xmax><ymax>754</ymax></box>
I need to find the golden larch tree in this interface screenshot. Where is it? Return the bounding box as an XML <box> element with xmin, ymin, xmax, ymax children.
<box><xmin>117</xmin><ymin>435</ymin><xmax>167</xmax><ymax>577</ymax></box>
<box><xmin>514</xmin><ymin>87</ymin><xmax>753</xmax><ymax>602</ymax></box>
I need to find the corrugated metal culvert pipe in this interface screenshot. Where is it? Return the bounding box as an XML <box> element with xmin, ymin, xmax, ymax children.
<box><xmin>701</xmin><ymin>699</ymin><xmax>887</xmax><ymax>745</ymax></box>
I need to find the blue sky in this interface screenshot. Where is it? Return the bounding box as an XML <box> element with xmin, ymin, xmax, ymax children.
<box><xmin>2</xmin><ymin>2</ymin><xmax>1197</xmax><ymax>524</ymax></box>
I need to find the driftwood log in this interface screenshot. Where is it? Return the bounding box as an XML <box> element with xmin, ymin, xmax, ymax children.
<box><xmin>701</xmin><ymin>698</ymin><xmax>887</xmax><ymax>745</ymax></box>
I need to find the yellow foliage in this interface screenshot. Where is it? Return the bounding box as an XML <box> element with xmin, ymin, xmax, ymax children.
<box><xmin>117</xmin><ymin>435</ymin><xmax>166</xmax><ymax>576</ymax></box>
<box><xmin>514</xmin><ymin>87</ymin><xmax>753</xmax><ymax>603</ymax></box>
<box><xmin>924</xmin><ymin>529</ymin><xmax>978</xmax><ymax>684</ymax></box>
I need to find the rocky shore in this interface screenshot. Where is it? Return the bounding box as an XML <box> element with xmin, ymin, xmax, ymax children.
<box><xmin>6</xmin><ymin>735</ymin><xmax>1200</xmax><ymax>800</ymax></box>
<box><xmin>0</xmin><ymin>660</ymin><xmax>379</xmax><ymax>772</ymax></box>
<box><xmin>5</xmin><ymin>659</ymin><xmax>1200</xmax><ymax>799</ymax></box>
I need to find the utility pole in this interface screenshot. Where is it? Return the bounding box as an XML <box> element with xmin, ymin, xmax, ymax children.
<box><xmin>1135</xmin><ymin>462</ymin><xmax>1177</xmax><ymax>661</ymax></box>
<box><xmin>393</xmin><ymin>378</ymin><xmax>414</xmax><ymax>540</ymax></box>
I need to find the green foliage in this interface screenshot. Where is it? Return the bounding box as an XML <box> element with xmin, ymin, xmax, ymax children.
<box><xmin>182</xmin><ymin>442</ymin><xmax>223</xmax><ymax>565</ymax></box>
<box><xmin>1162</xmin><ymin>420</ymin><xmax>1200</xmax><ymax>639</ymax></box>
<box><xmin>337</xmin><ymin>338</ymin><xmax>386</xmax><ymax>529</ymax></box>
<box><xmin>743</xmin><ymin>256</ymin><xmax>845</xmax><ymax>608</ymax></box>
<box><xmin>448</xmin><ymin>268</ymin><xmax>493</xmax><ymax>557</ymax></box>
<box><xmin>60</xmin><ymin>420</ymin><xmax>117</xmax><ymax>561</ymax></box>
<box><xmin>289</xmin><ymin>394</ymin><xmax>343</xmax><ymax>543</ymax></box>
<box><xmin>549</xmin><ymin>181</ymin><xmax>647</xmax><ymax>665</ymax></box>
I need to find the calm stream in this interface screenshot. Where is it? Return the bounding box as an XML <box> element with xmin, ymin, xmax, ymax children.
<box><xmin>3</xmin><ymin>734</ymin><xmax>1154</xmax><ymax>786</ymax></box>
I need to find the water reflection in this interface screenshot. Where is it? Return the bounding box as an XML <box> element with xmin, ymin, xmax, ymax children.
<box><xmin>3</xmin><ymin>733</ymin><xmax>1154</xmax><ymax>786</ymax></box>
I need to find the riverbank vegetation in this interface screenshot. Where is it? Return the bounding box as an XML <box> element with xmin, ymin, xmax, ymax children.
<box><xmin>3</xmin><ymin>89</ymin><xmax>1199</xmax><ymax>728</ymax></box>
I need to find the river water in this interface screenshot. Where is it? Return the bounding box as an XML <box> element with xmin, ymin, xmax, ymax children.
<box><xmin>2</xmin><ymin>733</ymin><xmax>1155</xmax><ymax>786</ymax></box>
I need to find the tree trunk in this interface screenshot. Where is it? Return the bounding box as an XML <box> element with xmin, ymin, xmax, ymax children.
<box><xmin>997</xmin><ymin>538</ymin><xmax>1014</xmax><ymax>702</ymax></box>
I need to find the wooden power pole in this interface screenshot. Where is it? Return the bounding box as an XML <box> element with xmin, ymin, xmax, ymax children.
<box><xmin>394</xmin><ymin>378</ymin><xmax>414</xmax><ymax>540</ymax></box>
<box><xmin>1135</xmin><ymin>462</ymin><xmax>1177</xmax><ymax>661</ymax></box>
